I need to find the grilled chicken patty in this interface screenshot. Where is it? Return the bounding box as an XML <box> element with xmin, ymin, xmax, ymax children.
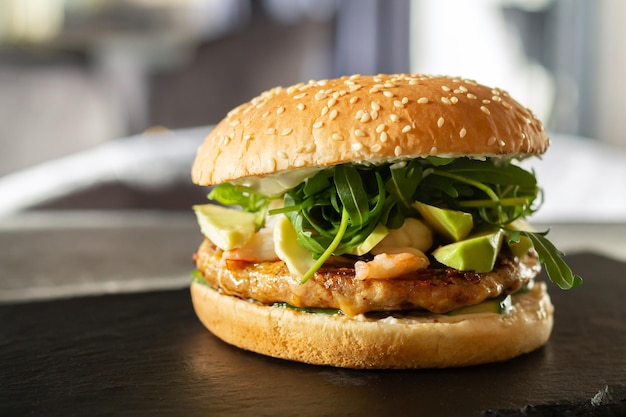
<box><xmin>194</xmin><ymin>239</ymin><xmax>540</xmax><ymax>316</ymax></box>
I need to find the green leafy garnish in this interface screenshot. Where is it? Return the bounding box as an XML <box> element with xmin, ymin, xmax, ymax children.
<box><xmin>208</xmin><ymin>183</ymin><xmax>272</xmax><ymax>227</ymax></box>
<box><xmin>273</xmin><ymin>302</ymin><xmax>340</xmax><ymax>315</ymax></box>
<box><xmin>522</xmin><ymin>230</ymin><xmax>583</xmax><ymax>289</ymax></box>
<box><xmin>207</xmin><ymin>157</ymin><xmax>581</xmax><ymax>289</ymax></box>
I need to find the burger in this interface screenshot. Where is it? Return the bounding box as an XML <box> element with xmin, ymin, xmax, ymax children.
<box><xmin>190</xmin><ymin>74</ymin><xmax>581</xmax><ymax>369</ymax></box>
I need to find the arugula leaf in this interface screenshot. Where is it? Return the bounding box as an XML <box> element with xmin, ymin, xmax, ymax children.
<box><xmin>385</xmin><ymin>160</ymin><xmax>423</xmax><ymax>210</ymax></box>
<box><xmin>208</xmin><ymin>183</ymin><xmax>272</xmax><ymax>215</ymax></box>
<box><xmin>523</xmin><ymin>230</ymin><xmax>583</xmax><ymax>289</ymax></box>
<box><xmin>334</xmin><ymin>165</ymin><xmax>370</xmax><ymax>228</ymax></box>
<box><xmin>299</xmin><ymin>207</ymin><xmax>350</xmax><ymax>283</ymax></box>
<box><xmin>207</xmin><ymin>183</ymin><xmax>272</xmax><ymax>227</ymax></box>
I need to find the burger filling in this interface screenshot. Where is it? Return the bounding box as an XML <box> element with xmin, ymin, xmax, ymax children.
<box><xmin>193</xmin><ymin>157</ymin><xmax>580</xmax><ymax>316</ymax></box>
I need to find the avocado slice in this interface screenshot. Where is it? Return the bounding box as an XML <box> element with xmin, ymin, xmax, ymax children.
<box><xmin>506</xmin><ymin>220</ymin><xmax>535</xmax><ymax>258</ymax></box>
<box><xmin>447</xmin><ymin>295</ymin><xmax>512</xmax><ymax>316</ymax></box>
<box><xmin>192</xmin><ymin>204</ymin><xmax>257</xmax><ymax>250</ymax></box>
<box><xmin>348</xmin><ymin>223</ymin><xmax>389</xmax><ymax>256</ymax></box>
<box><xmin>413</xmin><ymin>201</ymin><xmax>473</xmax><ymax>242</ymax></box>
<box><xmin>508</xmin><ymin>235</ymin><xmax>534</xmax><ymax>258</ymax></box>
<box><xmin>432</xmin><ymin>229</ymin><xmax>504</xmax><ymax>273</ymax></box>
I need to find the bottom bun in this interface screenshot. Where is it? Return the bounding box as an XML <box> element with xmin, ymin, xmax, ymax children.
<box><xmin>190</xmin><ymin>281</ymin><xmax>554</xmax><ymax>369</ymax></box>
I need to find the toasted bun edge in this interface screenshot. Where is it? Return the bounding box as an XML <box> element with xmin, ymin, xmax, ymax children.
<box><xmin>190</xmin><ymin>280</ymin><xmax>554</xmax><ymax>369</ymax></box>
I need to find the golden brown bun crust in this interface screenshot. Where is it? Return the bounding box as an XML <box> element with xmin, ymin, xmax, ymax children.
<box><xmin>192</xmin><ymin>74</ymin><xmax>550</xmax><ymax>186</ymax></box>
<box><xmin>191</xmin><ymin>281</ymin><xmax>554</xmax><ymax>369</ymax></box>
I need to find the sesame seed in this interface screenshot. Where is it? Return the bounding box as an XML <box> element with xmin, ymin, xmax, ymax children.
<box><xmin>321</xmin><ymin>106</ymin><xmax>329</xmax><ymax>117</ymax></box>
<box><xmin>393</xmin><ymin>100</ymin><xmax>404</xmax><ymax>108</ymax></box>
<box><xmin>354</xmin><ymin>129</ymin><xmax>366</xmax><ymax>137</ymax></box>
<box><xmin>293</xmin><ymin>93</ymin><xmax>307</xmax><ymax>99</ymax></box>
<box><xmin>355</xmin><ymin>109</ymin><xmax>364</xmax><ymax>119</ymax></box>
<box><xmin>383</xmin><ymin>90</ymin><xmax>394</xmax><ymax>98</ymax></box>
<box><xmin>402</xmin><ymin>97</ymin><xmax>409</xmax><ymax>104</ymax></box>
<box><xmin>278</xmin><ymin>151</ymin><xmax>288</xmax><ymax>159</ymax></box>
<box><xmin>437</xmin><ymin>117</ymin><xmax>445</xmax><ymax>128</ymax></box>
<box><xmin>327</xmin><ymin>98</ymin><xmax>337</xmax><ymax>107</ymax></box>
<box><xmin>402</xmin><ymin>125</ymin><xmax>412</xmax><ymax>133</ymax></box>
<box><xmin>349</xmin><ymin>84</ymin><xmax>362</xmax><ymax>92</ymax></box>
<box><xmin>332</xmin><ymin>133</ymin><xmax>344</xmax><ymax>141</ymax></box>
<box><xmin>352</xmin><ymin>142</ymin><xmax>364</xmax><ymax>151</ymax></box>
<box><xmin>297</xmin><ymin>103</ymin><xmax>306</xmax><ymax>111</ymax></box>
<box><xmin>501</xmin><ymin>101</ymin><xmax>512</xmax><ymax>109</ymax></box>
<box><xmin>467</xmin><ymin>93</ymin><xmax>477</xmax><ymax>100</ymax></box>
<box><xmin>315</xmin><ymin>91</ymin><xmax>327</xmax><ymax>100</ymax></box>
<box><xmin>221</xmin><ymin>135</ymin><xmax>231</xmax><ymax>144</ymax></box>
<box><xmin>499</xmin><ymin>140</ymin><xmax>506</xmax><ymax>147</ymax></box>
<box><xmin>281</xmin><ymin>128</ymin><xmax>293</xmax><ymax>136</ymax></box>
<box><xmin>390</xmin><ymin>114</ymin><xmax>399</xmax><ymax>122</ymax></box>
<box><xmin>370</xmin><ymin>110</ymin><xmax>379</xmax><ymax>120</ymax></box>
<box><xmin>380</xmin><ymin>131</ymin><xmax>388</xmax><ymax>142</ymax></box>
<box><xmin>243</xmin><ymin>134</ymin><xmax>253</xmax><ymax>141</ymax></box>
<box><xmin>519</xmin><ymin>132</ymin><xmax>527</xmax><ymax>140</ymax></box>
<box><xmin>459</xmin><ymin>128</ymin><xmax>467</xmax><ymax>138</ymax></box>
<box><xmin>265</xmin><ymin>128</ymin><xmax>276</xmax><ymax>135</ymax></box>
<box><xmin>459</xmin><ymin>85</ymin><xmax>468</xmax><ymax>93</ymax></box>
<box><xmin>229</xmin><ymin>119</ymin><xmax>241</xmax><ymax>127</ymax></box>
<box><xmin>430</xmin><ymin>146</ymin><xmax>438</xmax><ymax>154</ymax></box>
<box><xmin>417</xmin><ymin>97</ymin><xmax>429</xmax><ymax>104</ymax></box>
<box><xmin>349</xmin><ymin>96</ymin><xmax>359</xmax><ymax>104</ymax></box>
<box><xmin>304</xmin><ymin>143</ymin><xmax>316</xmax><ymax>153</ymax></box>
<box><xmin>492</xmin><ymin>95</ymin><xmax>502</xmax><ymax>102</ymax></box>
<box><xmin>371</xmin><ymin>102</ymin><xmax>381</xmax><ymax>111</ymax></box>
<box><xmin>488</xmin><ymin>136</ymin><xmax>497</xmax><ymax>145</ymax></box>
<box><xmin>360</xmin><ymin>112</ymin><xmax>371</xmax><ymax>123</ymax></box>
<box><xmin>376</xmin><ymin>123</ymin><xmax>386</xmax><ymax>133</ymax></box>
<box><xmin>313</xmin><ymin>121</ymin><xmax>323</xmax><ymax>129</ymax></box>
<box><xmin>262</xmin><ymin>111</ymin><xmax>270</xmax><ymax>118</ymax></box>
<box><xmin>370</xmin><ymin>144</ymin><xmax>382</xmax><ymax>152</ymax></box>
<box><xmin>441</xmin><ymin>85</ymin><xmax>451</xmax><ymax>92</ymax></box>
<box><xmin>480</xmin><ymin>106</ymin><xmax>491</xmax><ymax>115</ymax></box>
<box><xmin>482</xmin><ymin>99</ymin><xmax>491</xmax><ymax>104</ymax></box>
<box><xmin>394</xmin><ymin>146</ymin><xmax>403</xmax><ymax>156</ymax></box>
<box><xmin>277</xmin><ymin>106</ymin><xmax>285</xmax><ymax>115</ymax></box>
<box><xmin>450</xmin><ymin>96</ymin><xmax>458</xmax><ymax>104</ymax></box>
<box><xmin>329</xmin><ymin>109</ymin><xmax>338</xmax><ymax>120</ymax></box>
<box><xmin>441</xmin><ymin>97</ymin><xmax>451</xmax><ymax>105</ymax></box>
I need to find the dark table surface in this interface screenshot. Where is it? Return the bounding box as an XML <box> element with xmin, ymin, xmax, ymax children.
<box><xmin>2</xmin><ymin>251</ymin><xmax>626</xmax><ymax>416</ymax></box>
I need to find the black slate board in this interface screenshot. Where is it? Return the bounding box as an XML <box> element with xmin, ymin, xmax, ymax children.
<box><xmin>1</xmin><ymin>253</ymin><xmax>625</xmax><ymax>417</ymax></box>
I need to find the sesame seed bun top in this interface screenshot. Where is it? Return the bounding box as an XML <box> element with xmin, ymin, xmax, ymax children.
<box><xmin>192</xmin><ymin>74</ymin><xmax>550</xmax><ymax>186</ymax></box>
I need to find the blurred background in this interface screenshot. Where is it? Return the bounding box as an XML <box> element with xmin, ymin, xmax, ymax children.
<box><xmin>0</xmin><ymin>0</ymin><xmax>625</xmax><ymax>218</ymax></box>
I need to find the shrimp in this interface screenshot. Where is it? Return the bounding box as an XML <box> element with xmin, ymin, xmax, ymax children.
<box><xmin>222</xmin><ymin>205</ymin><xmax>281</xmax><ymax>262</ymax></box>
<box><xmin>354</xmin><ymin>247</ymin><xmax>430</xmax><ymax>280</ymax></box>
